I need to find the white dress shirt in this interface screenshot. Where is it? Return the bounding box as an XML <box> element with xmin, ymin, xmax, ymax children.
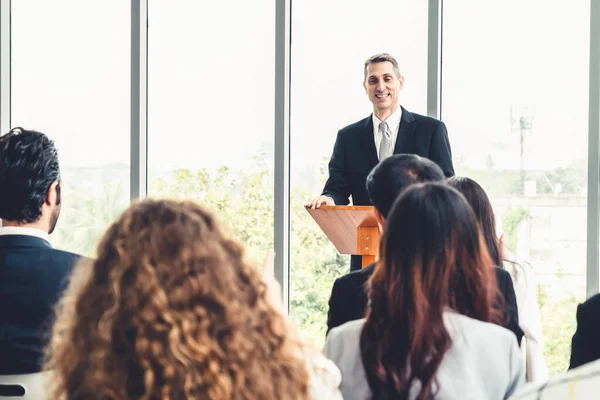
<box><xmin>0</xmin><ymin>226</ymin><xmax>51</xmax><ymax>244</ymax></box>
<box><xmin>372</xmin><ymin>106</ymin><xmax>402</xmax><ymax>159</ymax></box>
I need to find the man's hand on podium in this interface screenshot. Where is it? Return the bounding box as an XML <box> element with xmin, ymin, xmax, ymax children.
<box><xmin>305</xmin><ymin>195</ymin><xmax>334</xmax><ymax>209</ymax></box>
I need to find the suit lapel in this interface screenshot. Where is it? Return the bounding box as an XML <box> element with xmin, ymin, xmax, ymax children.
<box><xmin>359</xmin><ymin>115</ymin><xmax>379</xmax><ymax>166</ymax></box>
<box><xmin>394</xmin><ymin>106</ymin><xmax>416</xmax><ymax>154</ymax></box>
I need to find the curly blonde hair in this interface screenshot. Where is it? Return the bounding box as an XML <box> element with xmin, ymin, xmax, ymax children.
<box><xmin>44</xmin><ymin>199</ymin><xmax>310</xmax><ymax>400</ymax></box>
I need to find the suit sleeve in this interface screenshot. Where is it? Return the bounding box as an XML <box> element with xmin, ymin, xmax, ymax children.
<box><xmin>502</xmin><ymin>274</ymin><xmax>525</xmax><ymax>345</ymax></box>
<box><xmin>569</xmin><ymin>301</ymin><xmax>599</xmax><ymax>369</ymax></box>
<box><xmin>321</xmin><ymin>131</ymin><xmax>351</xmax><ymax>205</ymax></box>
<box><xmin>429</xmin><ymin>121</ymin><xmax>455</xmax><ymax>178</ymax></box>
<box><xmin>327</xmin><ymin>278</ymin><xmax>347</xmax><ymax>335</ymax></box>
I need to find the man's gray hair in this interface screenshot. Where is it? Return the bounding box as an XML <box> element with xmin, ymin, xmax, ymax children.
<box><xmin>364</xmin><ymin>53</ymin><xmax>401</xmax><ymax>80</ymax></box>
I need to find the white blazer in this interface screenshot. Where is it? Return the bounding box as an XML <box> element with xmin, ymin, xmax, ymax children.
<box><xmin>503</xmin><ymin>260</ymin><xmax>549</xmax><ymax>382</ymax></box>
<box><xmin>324</xmin><ymin>311</ymin><xmax>525</xmax><ymax>400</ymax></box>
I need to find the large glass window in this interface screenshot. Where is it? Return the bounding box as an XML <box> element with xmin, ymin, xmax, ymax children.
<box><xmin>146</xmin><ymin>0</ymin><xmax>275</xmax><ymax>264</ymax></box>
<box><xmin>11</xmin><ymin>0</ymin><xmax>131</xmax><ymax>257</ymax></box>
<box><xmin>443</xmin><ymin>0</ymin><xmax>590</xmax><ymax>373</ymax></box>
<box><xmin>9</xmin><ymin>2</ymin><xmax>597</xmax><ymax>372</ymax></box>
<box><xmin>289</xmin><ymin>0</ymin><xmax>428</xmax><ymax>345</ymax></box>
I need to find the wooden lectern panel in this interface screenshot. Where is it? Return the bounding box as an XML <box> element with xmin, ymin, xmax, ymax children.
<box><xmin>306</xmin><ymin>206</ymin><xmax>380</xmax><ymax>266</ymax></box>
<box><xmin>357</xmin><ymin>226</ymin><xmax>380</xmax><ymax>267</ymax></box>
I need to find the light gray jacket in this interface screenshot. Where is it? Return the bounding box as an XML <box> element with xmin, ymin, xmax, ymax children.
<box><xmin>324</xmin><ymin>311</ymin><xmax>525</xmax><ymax>400</ymax></box>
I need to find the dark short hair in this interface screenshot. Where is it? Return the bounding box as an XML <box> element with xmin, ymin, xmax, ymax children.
<box><xmin>366</xmin><ymin>154</ymin><xmax>444</xmax><ymax>218</ymax></box>
<box><xmin>364</xmin><ymin>53</ymin><xmax>401</xmax><ymax>80</ymax></box>
<box><xmin>0</xmin><ymin>127</ymin><xmax>60</xmax><ymax>222</ymax></box>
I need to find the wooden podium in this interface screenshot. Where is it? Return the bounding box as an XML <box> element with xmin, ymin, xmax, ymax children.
<box><xmin>306</xmin><ymin>205</ymin><xmax>380</xmax><ymax>268</ymax></box>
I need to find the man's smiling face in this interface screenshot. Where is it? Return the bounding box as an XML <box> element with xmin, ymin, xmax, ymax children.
<box><xmin>363</xmin><ymin>61</ymin><xmax>403</xmax><ymax>117</ymax></box>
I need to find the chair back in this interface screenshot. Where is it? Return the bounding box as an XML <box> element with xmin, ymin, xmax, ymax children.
<box><xmin>0</xmin><ymin>372</ymin><xmax>47</xmax><ymax>400</ymax></box>
<box><xmin>511</xmin><ymin>358</ymin><xmax>600</xmax><ymax>399</ymax></box>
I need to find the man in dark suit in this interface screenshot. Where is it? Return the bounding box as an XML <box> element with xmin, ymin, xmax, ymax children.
<box><xmin>326</xmin><ymin>154</ymin><xmax>523</xmax><ymax>345</ymax></box>
<box><xmin>570</xmin><ymin>293</ymin><xmax>600</xmax><ymax>369</ymax></box>
<box><xmin>0</xmin><ymin>128</ymin><xmax>81</xmax><ymax>375</ymax></box>
<box><xmin>306</xmin><ymin>53</ymin><xmax>454</xmax><ymax>271</ymax></box>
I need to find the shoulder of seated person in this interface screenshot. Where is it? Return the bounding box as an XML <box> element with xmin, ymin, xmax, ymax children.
<box><xmin>45</xmin><ymin>249</ymin><xmax>88</xmax><ymax>267</ymax></box>
<box><xmin>446</xmin><ymin>312</ymin><xmax>516</xmax><ymax>342</ymax></box>
<box><xmin>581</xmin><ymin>292</ymin><xmax>600</xmax><ymax>311</ymax></box>
<box><xmin>50</xmin><ymin>247</ymin><xmax>85</xmax><ymax>259</ymax></box>
<box><xmin>335</xmin><ymin>263</ymin><xmax>375</xmax><ymax>284</ymax></box>
<box><xmin>325</xmin><ymin>320</ymin><xmax>366</xmax><ymax>369</ymax></box>
<box><xmin>328</xmin><ymin>318</ymin><xmax>365</xmax><ymax>340</ymax></box>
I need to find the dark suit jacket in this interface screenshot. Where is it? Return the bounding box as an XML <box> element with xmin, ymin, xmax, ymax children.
<box><xmin>570</xmin><ymin>293</ymin><xmax>600</xmax><ymax>369</ymax></box>
<box><xmin>321</xmin><ymin>107</ymin><xmax>454</xmax><ymax>206</ymax></box>
<box><xmin>326</xmin><ymin>263</ymin><xmax>524</xmax><ymax>344</ymax></box>
<box><xmin>0</xmin><ymin>234</ymin><xmax>81</xmax><ymax>374</ymax></box>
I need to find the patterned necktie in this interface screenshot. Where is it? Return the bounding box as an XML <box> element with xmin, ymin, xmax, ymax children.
<box><xmin>378</xmin><ymin>121</ymin><xmax>393</xmax><ymax>160</ymax></box>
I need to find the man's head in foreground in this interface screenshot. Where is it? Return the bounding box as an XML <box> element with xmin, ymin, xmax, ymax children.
<box><xmin>366</xmin><ymin>154</ymin><xmax>445</xmax><ymax>227</ymax></box>
<box><xmin>0</xmin><ymin>127</ymin><xmax>62</xmax><ymax>234</ymax></box>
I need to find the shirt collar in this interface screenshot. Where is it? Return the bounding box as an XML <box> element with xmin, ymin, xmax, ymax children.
<box><xmin>0</xmin><ymin>226</ymin><xmax>51</xmax><ymax>244</ymax></box>
<box><xmin>372</xmin><ymin>106</ymin><xmax>402</xmax><ymax>132</ymax></box>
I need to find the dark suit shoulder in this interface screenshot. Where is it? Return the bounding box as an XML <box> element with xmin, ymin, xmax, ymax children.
<box><xmin>48</xmin><ymin>248</ymin><xmax>83</xmax><ymax>263</ymax></box>
<box><xmin>0</xmin><ymin>245</ymin><xmax>83</xmax><ymax>286</ymax></box>
<box><xmin>334</xmin><ymin>262</ymin><xmax>375</xmax><ymax>288</ymax></box>
<box><xmin>580</xmin><ymin>293</ymin><xmax>600</xmax><ymax>312</ymax></box>
<box><xmin>576</xmin><ymin>293</ymin><xmax>600</xmax><ymax>328</ymax></box>
<box><xmin>574</xmin><ymin>294</ymin><xmax>600</xmax><ymax>332</ymax></box>
<box><xmin>38</xmin><ymin>246</ymin><xmax>82</xmax><ymax>260</ymax></box>
<box><xmin>570</xmin><ymin>294</ymin><xmax>600</xmax><ymax>369</ymax></box>
<box><xmin>409</xmin><ymin>111</ymin><xmax>445</xmax><ymax>127</ymax></box>
<box><xmin>0</xmin><ymin>244</ymin><xmax>83</xmax><ymax>375</ymax></box>
<box><xmin>30</xmin><ymin>247</ymin><xmax>82</xmax><ymax>273</ymax></box>
<box><xmin>338</xmin><ymin>115</ymin><xmax>371</xmax><ymax>136</ymax></box>
<box><xmin>327</xmin><ymin>263</ymin><xmax>376</xmax><ymax>334</ymax></box>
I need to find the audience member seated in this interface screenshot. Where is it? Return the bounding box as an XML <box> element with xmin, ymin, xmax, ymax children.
<box><xmin>448</xmin><ymin>176</ymin><xmax>547</xmax><ymax>382</ymax></box>
<box><xmin>569</xmin><ymin>292</ymin><xmax>600</xmax><ymax>369</ymax></box>
<box><xmin>0</xmin><ymin>128</ymin><xmax>81</xmax><ymax>375</ymax></box>
<box><xmin>43</xmin><ymin>199</ymin><xmax>341</xmax><ymax>400</ymax></box>
<box><xmin>511</xmin><ymin>358</ymin><xmax>600</xmax><ymax>399</ymax></box>
<box><xmin>326</xmin><ymin>154</ymin><xmax>523</xmax><ymax>345</ymax></box>
<box><xmin>325</xmin><ymin>183</ymin><xmax>525</xmax><ymax>400</ymax></box>
<box><xmin>326</xmin><ymin>154</ymin><xmax>444</xmax><ymax>333</ymax></box>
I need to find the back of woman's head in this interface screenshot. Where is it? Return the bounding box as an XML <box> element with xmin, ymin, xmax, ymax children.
<box><xmin>360</xmin><ymin>183</ymin><xmax>500</xmax><ymax>399</ymax></box>
<box><xmin>446</xmin><ymin>176</ymin><xmax>501</xmax><ymax>266</ymax></box>
<box><xmin>45</xmin><ymin>199</ymin><xmax>309</xmax><ymax>400</ymax></box>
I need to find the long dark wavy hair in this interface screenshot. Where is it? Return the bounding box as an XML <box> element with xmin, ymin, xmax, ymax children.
<box><xmin>360</xmin><ymin>183</ymin><xmax>503</xmax><ymax>399</ymax></box>
<box><xmin>44</xmin><ymin>199</ymin><xmax>310</xmax><ymax>400</ymax></box>
<box><xmin>446</xmin><ymin>176</ymin><xmax>502</xmax><ymax>266</ymax></box>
